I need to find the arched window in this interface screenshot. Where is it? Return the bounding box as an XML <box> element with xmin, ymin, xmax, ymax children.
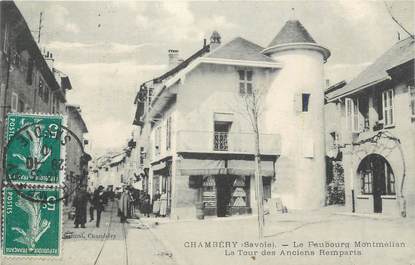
<box><xmin>358</xmin><ymin>154</ymin><xmax>395</xmax><ymax>195</ymax></box>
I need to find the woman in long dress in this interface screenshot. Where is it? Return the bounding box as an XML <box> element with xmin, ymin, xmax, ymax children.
<box><xmin>159</xmin><ymin>192</ymin><xmax>168</xmax><ymax>217</ymax></box>
<box><xmin>152</xmin><ymin>191</ymin><xmax>161</xmax><ymax>217</ymax></box>
<box><xmin>119</xmin><ymin>188</ymin><xmax>131</xmax><ymax>223</ymax></box>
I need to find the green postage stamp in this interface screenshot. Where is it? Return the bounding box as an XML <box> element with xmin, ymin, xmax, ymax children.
<box><xmin>2</xmin><ymin>187</ymin><xmax>62</xmax><ymax>257</ymax></box>
<box><xmin>6</xmin><ymin>113</ymin><xmax>65</xmax><ymax>185</ymax></box>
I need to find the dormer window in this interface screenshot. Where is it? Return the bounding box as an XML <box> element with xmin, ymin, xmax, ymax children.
<box><xmin>238</xmin><ymin>70</ymin><xmax>253</xmax><ymax>95</ymax></box>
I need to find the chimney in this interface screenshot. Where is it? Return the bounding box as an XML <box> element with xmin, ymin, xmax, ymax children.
<box><xmin>168</xmin><ymin>49</ymin><xmax>180</xmax><ymax>69</ymax></box>
<box><xmin>44</xmin><ymin>50</ymin><xmax>55</xmax><ymax>70</ymax></box>
<box><xmin>209</xmin><ymin>30</ymin><xmax>221</xmax><ymax>51</ymax></box>
<box><xmin>325</xmin><ymin>79</ymin><xmax>330</xmax><ymax>89</ymax></box>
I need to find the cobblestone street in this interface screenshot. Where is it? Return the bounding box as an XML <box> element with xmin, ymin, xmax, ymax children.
<box><xmin>1</xmin><ymin>202</ymin><xmax>177</xmax><ymax>265</ymax></box>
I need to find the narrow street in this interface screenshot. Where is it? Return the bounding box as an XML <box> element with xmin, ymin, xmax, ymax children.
<box><xmin>1</xmin><ymin>201</ymin><xmax>178</xmax><ymax>265</ymax></box>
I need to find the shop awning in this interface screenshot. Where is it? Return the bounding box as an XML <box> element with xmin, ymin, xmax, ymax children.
<box><xmin>179</xmin><ymin>158</ymin><xmax>226</xmax><ymax>176</ymax></box>
<box><xmin>152</xmin><ymin>161</ymin><xmax>167</xmax><ymax>171</ymax></box>
<box><xmin>227</xmin><ymin>159</ymin><xmax>275</xmax><ymax>177</ymax></box>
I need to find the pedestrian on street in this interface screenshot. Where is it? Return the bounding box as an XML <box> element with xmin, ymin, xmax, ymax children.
<box><xmin>128</xmin><ymin>187</ymin><xmax>135</xmax><ymax>218</ymax></box>
<box><xmin>119</xmin><ymin>186</ymin><xmax>131</xmax><ymax>223</ymax></box>
<box><xmin>93</xmin><ymin>185</ymin><xmax>105</xmax><ymax>227</ymax></box>
<box><xmin>142</xmin><ymin>193</ymin><xmax>151</xmax><ymax>217</ymax></box>
<box><xmin>152</xmin><ymin>190</ymin><xmax>161</xmax><ymax>217</ymax></box>
<box><xmin>159</xmin><ymin>192</ymin><xmax>168</xmax><ymax>217</ymax></box>
<box><xmin>89</xmin><ymin>190</ymin><xmax>95</xmax><ymax>222</ymax></box>
<box><xmin>73</xmin><ymin>185</ymin><xmax>89</xmax><ymax>228</ymax></box>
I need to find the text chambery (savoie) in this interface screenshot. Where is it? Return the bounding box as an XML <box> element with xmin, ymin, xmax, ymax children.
<box><xmin>184</xmin><ymin>241</ymin><xmax>276</xmax><ymax>248</ymax></box>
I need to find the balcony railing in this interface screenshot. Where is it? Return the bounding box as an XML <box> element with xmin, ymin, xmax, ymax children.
<box><xmin>177</xmin><ymin>130</ymin><xmax>280</xmax><ymax>155</ymax></box>
<box><xmin>214</xmin><ymin>132</ymin><xmax>228</xmax><ymax>151</ymax></box>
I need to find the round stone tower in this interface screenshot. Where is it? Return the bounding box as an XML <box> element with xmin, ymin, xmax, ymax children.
<box><xmin>262</xmin><ymin>20</ymin><xmax>331</xmax><ymax>209</ymax></box>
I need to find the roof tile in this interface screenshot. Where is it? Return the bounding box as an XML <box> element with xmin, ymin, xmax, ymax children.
<box><xmin>206</xmin><ymin>37</ymin><xmax>275</xmax><ymax>62</ymax></box>
<box><xmin>267</xmin><ymin>20</ymin><xmax>316</xmax><ymax>48</ymax></box>
<box><xmin>328</xmin><ymin>37</ymin><xmax>415</xmax><ymax>99</ymax></box>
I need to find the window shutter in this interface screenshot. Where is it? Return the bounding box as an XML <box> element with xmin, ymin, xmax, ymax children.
<box><xmin>345</xmin><ymin>98</ymin><xmax>353</xmax><ymax>130</ymax></box>
<box><xmin>410</xmin><ymin>84</ymin><xmax>415</xmax><ymax>117</ymax></box>
<box><xmin>382</xmin><ymin>89</ymin><xmax>394</xmax><ymax>126</ymax></box>
<box><xmin>389</xmin><ymin>89</ymin><xmax>394</xmax><ymax>125</ymax></box>
<box><xmin>353</xmin><ymin>98</ymin><xmax>359</xmax><ymax>132</ymax></box>
<box><xmin>3</xmin><ymin>23</ymin><xmax>9</xmax><ymax>54</ymax></box>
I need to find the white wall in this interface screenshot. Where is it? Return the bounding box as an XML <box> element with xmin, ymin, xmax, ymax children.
<box><xmin>264</xmin><ymin>48</ymin><xmax>327</xmax><ymax>209</ymax></box>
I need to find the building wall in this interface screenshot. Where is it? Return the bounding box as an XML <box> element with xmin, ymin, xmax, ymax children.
<box><xmin>0</xmin><ymin>3</ymin><xmax>65</xmax><ymax>183</ymax></box>
<box><xmin>264</xmin><ymin>48</ymin><xmax>327</xmax><ymax>209</ymax></box>
<box><xmin>170</xmin><ymin>63</ymin><xmax>275</xmax><ymax>219</ymax></box>
<box><xmin>66</xmin><ymin>109</ymin><xmax>86</xmax><ymax>182</ymax></box>
<box><xmin>331</xmin><ymin>80</ymin><xmax>415</xmax><ymax>217</ymax></box>
<box><xmin>176</xmin><ymin>63</ymin><xmax>272</xmax><ymax>133</ymax></box>
<box><xmin>96</xmin><ymin>164</ymin><xmax>123</xmax><ymax>189</ymax></box>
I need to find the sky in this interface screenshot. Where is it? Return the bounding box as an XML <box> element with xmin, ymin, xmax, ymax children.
<box><xmin>15</xmin><ymin>0</ymin><xmax>415</xmax><ymax>156</ymax></box>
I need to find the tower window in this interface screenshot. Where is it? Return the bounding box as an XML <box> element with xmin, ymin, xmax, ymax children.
<box><xmin>302</xmin><ymin>93</ymin><xmax>310</xmax><ymax>112</ymax></box>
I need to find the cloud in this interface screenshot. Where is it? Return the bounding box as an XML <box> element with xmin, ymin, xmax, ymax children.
<box><xmin>54</xmin><ymin>60</ymin><xmax>166</xmax><ymax>154</ymax></box>
<box><xmin>325</xmin><ymin>62</ymin><xmax>372</xmax><ymax>84</ymax></box>
<box><xmin>88</xmin><ymin>119</ymin><xmax>132</xmax><ymax>154</ymax></box>
<box><xmin>47</xmin><ymin>5</ymin><xmax>80</xmax><ymax>34</ymax></box>
<box><xmin>46</xmin><ymin>41</ymin><xmax>95</xmax><ymax>50</ymax></box>
<box><xmin>337</xmin><ymin>0</ymin><xmax>379</xmax><ymax>22</ymax></box>
<box><xmin>133</xmin><ymin>2</ymin><xmax>235</xmax><ymax>42</ymax></box>
<box><xmin>65</xmin><ymin>23</ymin><xmax>80</xmax><ymax>34</ymax></box>
<box><xmin>46</xmin><ymin>41</ymin><xmax>159</xmax><ymax>55</ymax></box>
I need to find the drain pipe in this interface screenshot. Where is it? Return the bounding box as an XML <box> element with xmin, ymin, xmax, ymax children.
<box><xmin>396</xmin><ymin>142</ymin><xmax>407</xmax><ymax>217</ymax></box>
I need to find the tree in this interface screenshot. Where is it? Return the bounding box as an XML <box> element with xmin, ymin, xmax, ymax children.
<box><xmin>236</xmin><ymin>84</ymin><xmax>267</xmax><ymax>239</ymax></box>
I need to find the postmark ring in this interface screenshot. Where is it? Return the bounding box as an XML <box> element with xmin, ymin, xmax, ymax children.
<box><xmin>3</xmin><ymin>121</ymin><xmax>88</xmax><ymax>204</ymax></box>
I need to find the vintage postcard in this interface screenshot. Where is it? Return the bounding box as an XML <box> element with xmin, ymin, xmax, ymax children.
<box><xmin>0</xmin><ymin>1</ymin><xmax>414</xmax><ymax>265</ymax></box>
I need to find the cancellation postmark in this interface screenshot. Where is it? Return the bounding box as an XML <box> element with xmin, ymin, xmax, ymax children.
<box><xmin>4</xmin><ymin>113</ymin><xmax>87</xmax><ymax>203</ymax></box>
<box><xmin>2</xmin><ymin>187</ymin><xmax>62</xmax><ymax>258</ymax></box>
<box><xmin>5</xmin><ymin>113</ymin><xmax>65</xmax><ymax>185</ymax></box>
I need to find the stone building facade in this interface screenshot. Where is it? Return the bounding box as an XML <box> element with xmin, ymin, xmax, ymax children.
<box><xmin>325</xmin><ymin>37</ymin><xmax>415</xmax><ymax>217</ymax></box>
<box><xmin>0</xmin><ymin>2</ymin><xmax>90</xmax><ymax>209</ymax></box>
<box><xmin>133</xmin><ymin>19</ymin><xmax>331</xmax><ymax>219</ymax></box>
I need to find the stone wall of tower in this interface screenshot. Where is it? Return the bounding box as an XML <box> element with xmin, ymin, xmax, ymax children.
<box><xmin>263</xmin><ymin>47</ymin><xmax>327</xmax><ymax>209</ymax></box>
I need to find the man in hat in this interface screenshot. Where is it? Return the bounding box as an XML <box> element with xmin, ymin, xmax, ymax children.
<box><xmin>92</xmin><ymin>185</ymin><xmax>105</xmax><ymax>227</ymax></box>
<box><xmin>73</xmin><ymin>185</ymin><xmax>89</xmax><ymax>228</ymax></box>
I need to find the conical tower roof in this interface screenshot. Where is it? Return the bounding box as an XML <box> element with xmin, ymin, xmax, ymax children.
<box><xmin>263</xmin><ymin>19</ymin><xmax>330</xmax><ymax>61</ymax></box>
<box><xmin>267</xmin><ymin>20</ymin><xmax>316</xmax><ymax>47</ymax></box>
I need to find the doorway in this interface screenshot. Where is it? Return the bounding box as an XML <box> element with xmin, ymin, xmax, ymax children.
<box><xmin>215</xmin><ymin>176</ymin><xmax>233</xmax><ymax>217</ymax></box>
<box><xmin>358</xmin><ymin>154</ymin><xmax>395</xmax><ymax>213</ymax></box>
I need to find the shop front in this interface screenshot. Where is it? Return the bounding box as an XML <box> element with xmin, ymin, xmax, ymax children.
<box><xmin>180</xmin><ymin>154</ymin><xmax>275</xmax><ymax>218</ymax></box>
<box><xmin>151</xmin><ymin>159</ymin><xmax>172</xmax><ymax>216</ymax></box>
